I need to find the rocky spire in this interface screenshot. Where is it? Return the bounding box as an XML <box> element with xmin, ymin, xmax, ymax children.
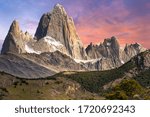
<box><xmin>34</xmin><ymin>3</ymin><xmax>67</xmax><ymax>40</ymax></box>
<box><xmin>34</xmin><ymin>4</ymin><xmax>87</xmax><ymax>59</ymax></box>
<box><xmin>8</xmin><ymin>20</ymin><xmax>20</xmax><ymax>36</ymax></box>
<box><xmin>1</xmin><ymin>20</ymin><xmax>20</xmax><ymax>54</ymax></box>
<box><xmin>1</xmin><ymin>20</ymin><xmax>32</xmax><ymax>54</ymax></box>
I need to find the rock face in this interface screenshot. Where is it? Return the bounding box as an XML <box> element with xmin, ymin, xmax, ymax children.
<box><xmin>134</xmin><ymin>50</ymin><xmax>150</xmax><ymax>70</ymax></box>
<box><xmin>1</xmin><ymin>20</ymin><xmax>32</xmax><ymax>54</ymax></box>
<box><xmin>22</xmin><ymin>51</ymin><xmax>87</xmax><ymax>72</ymax></box>
<box><xmin>120</xmin><ymin>43</ymin><xmax>146</xmax><ymax>63</ymax></box>
<box><xmin>35</xmin><ymin>4</ymin><xmax>87</xmax><ymax>59</ymax></box>
<box><xmin>0</xmin><ymin>53</ymin><xmax>56</xmax><ymax>78</ymax></box>
<box><xmin>85</xmin><ymin>37</ymin><xmax>122</xmax><ymax>70</ymax></box>
<box><xmin>86</xmin><ymin>36</ymin><xmax>120</xmax><ymax>59</ymax></box>
<box><xmin>85</xmin><ymin>37</ymin><xmax>146</xmax><ymax>70</ymax></box>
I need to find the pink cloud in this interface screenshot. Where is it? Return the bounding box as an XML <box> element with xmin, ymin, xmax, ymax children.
<box><xmin>73</xmin><ymin>0</ymin><xmax>150</xmax><ymax>48</ymax></box>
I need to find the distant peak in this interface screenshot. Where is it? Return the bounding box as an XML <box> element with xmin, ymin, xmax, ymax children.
<box><xmin>104</xmin><ymin>36</ymin><xmax>117</xmax><ymax>42</ymax></box>
<box><xmin>111</xmin><ymin>36</ymin><xmax>117</xmax><ymax>40</ymax></box>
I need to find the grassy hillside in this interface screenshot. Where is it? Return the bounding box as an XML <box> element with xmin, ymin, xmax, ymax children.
<box><xmin>0</xmin><ymin>72</ymin><xmax>104</xmax><ymax>100</ymax></box>
<box><xmin>56</xmin><ymin>59</ymin><xmax>136</xmax><ymax>93</ymax></box>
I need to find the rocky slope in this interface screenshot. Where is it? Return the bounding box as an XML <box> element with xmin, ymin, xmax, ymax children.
<box><xmin>22</xmin><ymin>51</ymin><xmax>87</xmax><ymax>72</ymax></box>
<box><xmin>0</xmin><ymin>53</ymin><xmax>56</xmax><ymax>78</ymax></box>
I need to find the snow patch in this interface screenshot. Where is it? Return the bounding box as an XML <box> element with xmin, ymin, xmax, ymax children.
<box><xmin>43</xmin><ymin>36</ymin><xmax>64</xmax><ymax>52</ymax></box>
<box><xmin>44</xmin><ymin>36</ymin><xmax>63</xmax><ymax>46</ymax></box>
<box><xmin>25</xmin><ymin>44</ymin><xmax>41</xmax><ymax>54</ymax></box>
<box><xmin>56</xmin><ymin>3</ymin><xmax>62</xmax><ymax>8</ymax></box>
<box><xmin>74</xmin><ymin>58</ymin><xmax>101</xmax><ymax>64</ymax></box>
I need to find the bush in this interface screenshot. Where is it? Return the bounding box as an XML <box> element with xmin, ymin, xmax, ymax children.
<box><xmin>105</xmin><ymin>79</ymin><xmax>144</xmax><ymax>99</ymax></box>
<box><xmin>20</xmin><ymin>80</ymin><xmax>29</xmax><ymax>85</ymax></box>
<box><xmin>0</xmin><ymin>87</ymin><xmax>8</xmax><ymax>93</ymax></box>
<box><xmin>114</xmin><ymin>79</ymin><xmax>143</xmax><ymax>97</ymax></box>
<box><xmin>106</xmin><ymin>91</ymin><xmax>128</xmax><ymax>100</ymax></box>
<box><xmin>13</xmin><ymin>81</ymin><xmax>19</xmax><ymax>87</ymax></box>
<box><xmin>45</xmin><ymin>82</ymin><xmax>49</xmax><ymax>85</ymax></box>
<box><xmin>37</xmin><ymin>90</ymin><xmax>40</xmax><ymax>93</ymax></box>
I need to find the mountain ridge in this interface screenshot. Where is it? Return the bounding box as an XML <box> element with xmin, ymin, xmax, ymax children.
<box><xmin>0</xmin><ymin>3</ymin><xmax>147</xmax><ymax>78</ymax></box>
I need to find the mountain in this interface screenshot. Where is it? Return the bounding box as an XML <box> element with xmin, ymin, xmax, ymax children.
<box><xmin>0</xmin><ymin>3</ymin><xmax>147</xmax><ymax>78</ymax></box>
<box><xmin>84</xmin><ymin>36</ymin><xmax>146</xmax><ymax>70</ymax></box>
<box><xmin>86</xmin><ymin>36</ymin><xmax>120</xmax><ymax>59</ymax></box>
<box><xmin>1</xmin><ymin>4</ymin><xmax>87</xmax><ymax>60</ymax></box>
<box><xmin>34</xmin><ymin>4</ymin><xmax>87</xmax><ymax>59</ymax></box>
<box><xmin>1</xmin><ymin>20</ymin><xmax>32</xmax><ymax>54</ymax></box>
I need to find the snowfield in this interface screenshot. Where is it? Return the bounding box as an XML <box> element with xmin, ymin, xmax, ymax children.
<box><xmin>44</xmin><ymin>36</ymin><xmax>63</xmax><ymax>46</ymax></box>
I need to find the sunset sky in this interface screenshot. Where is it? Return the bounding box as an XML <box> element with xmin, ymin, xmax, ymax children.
<box><xmin>0</xmin><ymin>0</ymin><xmax>150</xmax><ymax>49</ymax></box>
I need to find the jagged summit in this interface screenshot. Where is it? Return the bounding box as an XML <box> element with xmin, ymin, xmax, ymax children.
<box><xmin>34</xmin><ymin>3</ymin><xmax>68</xmax><ymax>40</ymax></box>
<box><xmin>1</xmin><ymin>20</ymin><xmax>32</xmax><ymax>54</ymax></box>
<box><xmin>103</xmin><ymin>36</ymin><xmax>119</xmax><ymax>48</ymax></box>
<box><xmin>86</xmin><ymin>36</ymin><xmax>120</xmax><ymax>59</ymax></box>
<box><xmin>9</xmin><ymin>20</ymin><xmax>20</xmax><ymax>35</ymax></box>
<box><xmin>53</xmin><ymin>3</ymin><xmax>67</xmax><ymax>15</ymax></box>
<box><xmin>1</xmin><ymin>20</ymin><xmax>21</xmax><ymax>54</ymax></box>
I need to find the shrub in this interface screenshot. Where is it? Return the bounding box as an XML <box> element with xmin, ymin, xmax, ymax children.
<box><xmin>114</xmin><ymin>79</ymin><xmax>143</xmax><ymax>97</ymax></box>
<box><xmin>106</xmin><ymin>91</ymin><xmax>128</xmax><ymax>100</ymax></box>
<box><xmin>0</xmin><ymin>87</ymin><xmax>8</xmax><ymax>93</ymax></box>
<box><xmin>105</xmin><ymin>79</ymin><xmax>144</xmax><ymax>99</ymax></box>
<box><xmin>45</xmin><ymin>82</ymin><xmax>49</xmax><ymax>85</ymax></box>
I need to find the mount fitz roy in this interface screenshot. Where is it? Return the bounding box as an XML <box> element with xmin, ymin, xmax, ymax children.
<box><xmin>0</xmin><ymin>4</ymin><xmax>146</xmax><ymax>78</ymax></box>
